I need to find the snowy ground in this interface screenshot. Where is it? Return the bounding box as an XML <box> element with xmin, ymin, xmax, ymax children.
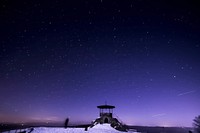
<box><xmin>3</xmin><ymin>124</ymin><xmax>139</xmax><ymax>133</ymax></box>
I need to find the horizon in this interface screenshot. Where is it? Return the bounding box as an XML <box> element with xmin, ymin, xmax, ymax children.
<box><xmin>0</xmin><ymin>103</ymin><xmax>197</xmax><ymax>127</ymax></box>
<box><xmin>0</xmin><ymin>0</ymin><xmax>199</xmax><ymax>128</ymax></box>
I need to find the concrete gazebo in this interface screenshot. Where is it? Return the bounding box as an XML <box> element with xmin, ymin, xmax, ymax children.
<box><xmin>90</xmin><ymin>104</ymin><xmax>128</xmax><ymax>132</ymax></box>
<box><xmin>97</xmin><ymin>104</ymin><xmax>115</xmax><ymax>123</ymax></box>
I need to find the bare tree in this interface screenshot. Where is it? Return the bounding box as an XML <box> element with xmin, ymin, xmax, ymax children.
<box><xmin>193</xmin><ymin>115</ymin><xmax>200</xmax><ymax>133</ymax></box>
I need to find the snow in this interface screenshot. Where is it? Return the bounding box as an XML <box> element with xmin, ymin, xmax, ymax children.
<box><xmin>3</xmin><ymin>124</ymin><xmax>139</xmax><ymax>133</ymax></box>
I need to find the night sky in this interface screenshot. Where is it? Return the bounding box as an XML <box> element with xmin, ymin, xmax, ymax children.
<box><xmin>0</xmin><ymin>0</ymin><xmax>200</xmax><ymax>127</ymax></box>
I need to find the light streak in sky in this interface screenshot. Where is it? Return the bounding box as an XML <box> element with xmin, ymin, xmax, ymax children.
<box><xmin>177</xmin><ymin>90</ymin><xmax>195</xmax><ymax>96</ymax></box>
<box><xmin>152</xmin><ymin>113</ymin><xmax>166</xmax><ymax>117</ymax></box>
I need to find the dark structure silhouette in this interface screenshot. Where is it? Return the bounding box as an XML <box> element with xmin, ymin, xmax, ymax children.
<box><xmin>64</xmin><ymin>118</ymin><xmax>69</xmax><ymax>128</ymax></box>
<box><xmin>97</xmin><ymin>104</ymin><xmax>115</xmax><ymax>124</ymax></box>
<box><xmin>90</xmin><ymin>104</ymin><xmax>128</xmax><ymax>132</ymax></box>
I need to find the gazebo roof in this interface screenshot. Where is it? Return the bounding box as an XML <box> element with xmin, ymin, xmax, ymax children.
<box><xmin>97</xmin><ymin>104</ymin><xmax>115</xmax><ymax>109</ymax></box>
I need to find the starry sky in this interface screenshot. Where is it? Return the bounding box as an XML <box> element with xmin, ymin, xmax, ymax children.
<box><xmin>0</xmin><ymin>0</ymin><xmax>200</xmax><ymax>127</ymax></box>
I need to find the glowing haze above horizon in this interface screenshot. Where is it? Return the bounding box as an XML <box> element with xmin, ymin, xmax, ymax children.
<box><xmin>0</xmin><ymin>0</ymin><xmax>200</xmax><ymax>127</ymax></box>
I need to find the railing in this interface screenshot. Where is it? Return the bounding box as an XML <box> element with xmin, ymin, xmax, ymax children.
<box><xmin>100</xmin><ymin>113</ymin><xmax>112</xmax><ymax>117</ymax></box>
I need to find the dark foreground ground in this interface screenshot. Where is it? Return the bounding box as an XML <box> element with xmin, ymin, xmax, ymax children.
<box><xmin>0</xmin><ymin>123</ymin><xmax>193</xmax><ymax>133</ymax></box>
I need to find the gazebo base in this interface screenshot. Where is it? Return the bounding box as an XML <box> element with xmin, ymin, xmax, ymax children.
<box><xmin>90</xmin><ymin>117</ymin><xmax>128</xmax><ymax>132</ymax></box>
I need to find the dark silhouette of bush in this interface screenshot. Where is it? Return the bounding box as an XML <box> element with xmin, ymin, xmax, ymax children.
<box><xmin>193</xmin><ymin>115</ymin><xmax>200</xmax><ymax>133</ymax></box>
<box><xmin>64</xmin><ymin>118</ymin><xmax>69</xmax><ymax>128</ymax></box>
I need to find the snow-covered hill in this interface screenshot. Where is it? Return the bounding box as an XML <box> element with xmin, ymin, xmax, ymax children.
<box><xmin>3</xmin><ymin>124</ymin><xmax>139</xmax><ymax>133</ymax></box>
